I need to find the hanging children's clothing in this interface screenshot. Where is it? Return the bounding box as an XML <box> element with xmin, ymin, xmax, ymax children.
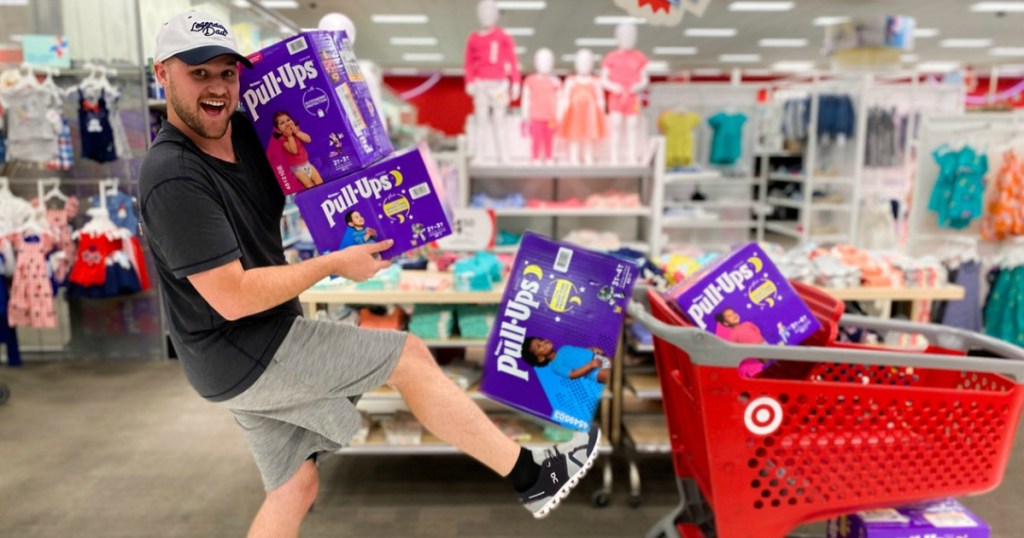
<box><xmin>981</xmin><ymin>149</ymin><xmax>1024</xmax><ymax>240</ymax></box>
<box><xmin>33</xmin><ymin>196</ymin><xmax>78</xmax><ymax>283</ymax></box>
<box><xmin>658</xmin><ymin>110</ymin><xmax>701</xmax><ymax>168</ymax></box>
<box><xmin>522</xmin><ymin>73</ymin><xmax>561</xmax><ymax>161</ymax></box>
<box><xmin>940</xmin><ymin>260</ymin><xmax>982</xmax><ymax>333</ymax></box>
<box><xmin>984</xmin><ymin>265</ymin><xmax>1024</xmax><ymax>346</ymax></box>
<box><xmin>6</xmin><ymin>232</ymin><xmax>57</xmax><ymax>328</ymax></box>
<box><xmin>0</xmin><ymin>240</ymin><xmax>20</xmax><ymax>365</ymax></box>
<box><xmin>707</xmin><ymin>111</ymin><xmax>747</xmax><ymax>165</ymax></box>
<box><xmin>48</xmin><ymin>118</ymin><xmax>74</xmax><ymax>171</ymax></box>
<box><xmin>927</xmin><ymin>144</ymin><xmax>987</xmax><ymax>230</ymax></box>
<box><xmin>559</xmin><ymin>76</ymin><xmax>606</xmax><ymax>141</ymax></box>
<box><xmin>1</xmin><ymin>85</ymin><xmax>59</xmax><ymax>164</ymax></box>
<box><xmin>78</xmin><ymin>89</ymin><xmax>117</xmax><ymax>163</ymax></box>
<box><xmin>90</xmin><ymin>190</ymin><xmax>140</xmax><ymax>236</ymax></box>
<box><xmin>600</xmin><ymin>48</ymin><xmax>648</xmax><ymax>116</ymax></box>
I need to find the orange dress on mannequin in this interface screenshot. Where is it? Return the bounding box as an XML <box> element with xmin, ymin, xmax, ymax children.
<box><xmin>559</xmin><ymin>76</ymin><xmax>606</xmax><ymax>141</ymax></box>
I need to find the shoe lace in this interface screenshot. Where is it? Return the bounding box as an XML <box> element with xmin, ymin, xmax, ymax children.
<box><xmin>541</xmin><ymin>446</ymin><xmax>563</xmax><ymax>463</ymax></box>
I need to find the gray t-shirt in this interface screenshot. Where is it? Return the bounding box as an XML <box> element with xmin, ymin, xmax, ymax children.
<box><xmin>140</xmin><ymin>113</ymin><xmax>301</xmax><ymax>401</ymax></box>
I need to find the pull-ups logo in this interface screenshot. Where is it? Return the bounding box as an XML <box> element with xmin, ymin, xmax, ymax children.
<box><xmin>191</xmin><ymin>21</ymin><xmax>228</xmax><ymax>37</ymax></box>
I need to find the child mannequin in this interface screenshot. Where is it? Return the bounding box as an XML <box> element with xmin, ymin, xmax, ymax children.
<box><xmin>520</xmin><ymin>48</ymin><xmax>561</xmax><ymax>165</ymax></box>
<box><xmin>464</xmin><ymin>0</ymin><xmax>521</xmax><ymax>163</ymax></box>
<box><xmin>558</xmin><ymin>49</ymin><xmax>606</xmax><ymax>166</ymax></box>
<box><xmin>601</xmin><ymin>23</ymin><xmax>648</xmax><ymax>164</ymax></box>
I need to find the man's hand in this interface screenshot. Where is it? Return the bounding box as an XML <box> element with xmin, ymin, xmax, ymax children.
<box><xmin>332</xmin><ymin>239</ymin><xmax>393</xmax><ymax>281</ymax></box>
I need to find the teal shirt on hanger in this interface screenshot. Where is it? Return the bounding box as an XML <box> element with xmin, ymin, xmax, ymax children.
<box><xmin>707</xmin><ymin>112</ymin><xmax>747</xmax><ymax>165</ymax></box>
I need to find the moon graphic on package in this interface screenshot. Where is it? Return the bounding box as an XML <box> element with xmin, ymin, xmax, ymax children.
<box><xmin>523</xmin><ymin>264</ymin><xmax>544</xmax><ymax>279</ymax></box>
<box><xmin>747</xmin><ymin>256</ymin><xmax>763</xmax><ymax>273</ymax></box>
<box><xmin>390</xmin><ymin>170</ymin><xmax>403</xmax><ymax>186</ymax></box>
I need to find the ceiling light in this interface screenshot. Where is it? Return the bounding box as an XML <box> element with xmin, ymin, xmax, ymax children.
<box><xmin>901</xmin><ymin>54</ymin><xmax>920</xmax><ymax>62</ymax></box>
<box><xmin>653</xmin><ymin>46</ymin><xmax>697</xmax><ymax>55</ymax></box>
<box><xmin>941</xmin><ymin>38</ymin><xmax>993</xmax><ymax>48</ymax></box>
<box><xmin>260</xmin><ymin>0</ymin><xmax>299</xmax><ymax>8</ymax></box>
<box><xmin>913</xmin><ymin>28</ymin><xmax>939</xmax><ymax>38</ymax></box>
<box><xmin>971</xmin><ymin>2</ymin><xmax>1024</xmax><ymax>12</ymax></box>
<box><xmin>403</xmin><ymin>53</ymin><xmax>444</xmax><ymax>62</ymax></box>
<box><xmin>773</xmin><ymin>61</ymin><xmax>815</xmax><ymax>72</ymax></box>
<box><xmin>390</xmin><ymin>37</ymin><xmax>439</xmax><ymax>46</ymax></box>
<box><xmin>720</xmin><ymin>54</ymin><xmax>762</xmax><ymax>63</ymax></box>
<box><xmin>9</xmin><ymin>34</ymin><xmax>23</xmax><ymax>42</ymax></box>
<box><xmin>759</xmin><ymin>38</ymin><xmax>808</xmax><ymax>47</ymax></box>
<box><xmin>685</xmin><ymin>28</ymin><xmax>738</xmax><ymax>37</ymax></box>
<box><xmin>693</xmin><ymin>68</ymin><xmax>724</xmax><ymax>76</ymax></box>
<box><xmin>595</xmin><ymin>15</ymin><xmax>647</xmax><ymax>25</ymax></box>
<box><xmin>561</xmin><ymin>53</ymin><xmax>603</xmax><ymax>62</ymax></box>
<box><xmin>917</xmin><ymin>61</ymin><xmax>961</xmax><ymax>72</ymax></box>
<box><xmin>576</xmin><ymin>38</ymin><xmax>618</xmax><ymax>47</ymax></box>
<box><xmin>0</xmin><ymin>0</ymin><xmax>29</xmax><ymax>4</ymax></box>
<box><xmin>647</xmin><ymin>61</ymin><xmax>671</xmax><ymax>72</ymax></box>
<box><xmin>505</xmin><ymin>27</ymin><xmax>535</xmax><ymax>36</ymax></box>
<box><xmin>371</xmin><ymin>14</ymin><xmax>429</xmax><ymax>24</ymax></box>
<box><xmin>729</xmin><ymin>1</ymin><xmax>794</xmax><ymax>11</ymax></box>
<box><xmin>745</xmin><ymin>68</ymin><xmax>775</xmax><ymax>76</ymax></box>
<box><xmin>495</xmin><ymin>1</ymin><xmax>546</xmax><ymax>9</ymax></box>
<box><xmin>515</xmin><ymin>46</ymin><xmax>527</xmax><ymax>55</ymax></box>
<box><xmin>997</xmin><ymin>64</ymin><xmax>1024</xmax><ymax>75</ymax></box>
<box><xmin>233</xmin><ymin>0</ymin><xmax>251</xmax><ymax>7</ymax></box>
<box><xmin>813</xmin><ymin>16</ymin><xmax>850</xmax><ymax>26</ymax></box>
<box><xmin>992</xmin><ymin>47</ymin><xmax>1024</xmax><ymax>56</ymax></box>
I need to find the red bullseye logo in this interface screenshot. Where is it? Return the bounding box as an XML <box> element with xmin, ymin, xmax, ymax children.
<box><xmin>744</xmin><ymin>397</ymin><xmax>783</xmax><ymax>436</ymax></box>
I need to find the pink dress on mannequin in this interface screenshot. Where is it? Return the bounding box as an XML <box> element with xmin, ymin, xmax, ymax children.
<box><xmin>559</xmin><ymin>76</ymin><xmax>606</xmax><ymax>141</ymax></box>
<box><xmin>523</xmin><ymin>74</ymin><xmax>560</xmax><ymax>160</ymax></box>
<box><xmin>601</xmin><ymin>49</ymin><xmax>648</xmax><ymax>116</ymax></box>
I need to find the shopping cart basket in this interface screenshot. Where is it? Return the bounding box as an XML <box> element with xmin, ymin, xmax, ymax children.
<box><xmin>632</xmin><ymin>282</ymin><xmax>1024</xmax><ymax>538</ymax></box>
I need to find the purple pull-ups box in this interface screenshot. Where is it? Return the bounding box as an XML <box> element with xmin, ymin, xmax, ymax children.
<box><xmin>240</xmin><ymin>30</ymin><xmax>391</xmax><ymax>195</ymax></box>
<box><xmin>481</xmin><ymin>232</ymin><xmax>638</xmax><ymax>431</ymax></box>
<box><xmin>294</xmin><ymin>145</ymin><xmax>453</xmax><ymax>261</ymax></box>
<box><xmin>827</xmin><ymin>498</ymin><xmax>990</xmax><ymax>538</ymax></box>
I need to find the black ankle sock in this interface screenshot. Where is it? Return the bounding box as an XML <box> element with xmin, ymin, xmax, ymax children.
<box><xmin>506</xmin><ymin>447</ymin><xmax>541</xmax><ymax>492</ymax></box>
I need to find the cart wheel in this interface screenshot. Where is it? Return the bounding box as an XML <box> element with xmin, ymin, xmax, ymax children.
<box><xmin>591</xmin><ymin>490</ymin><xmax>611</xmax><ymax>508</ymax></box>
<box><xmin>628</xmin><ymin>495</ymin><xmax>642</xmax><ymax>508</ymax></box>
<box><xmin>0</xmin><ymin>383</ymin><xmax>9</xmax><ymax>405</ymax></box>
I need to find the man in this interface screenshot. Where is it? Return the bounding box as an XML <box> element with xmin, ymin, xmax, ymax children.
<box><xmin>140</xmin><ymin>11</ymin><xmax>598</xmax><ymax>537</ymax></box>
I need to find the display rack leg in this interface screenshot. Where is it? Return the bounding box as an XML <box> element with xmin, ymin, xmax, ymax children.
<box><xmin>644</xmin><ymin>477</ymin><xmax>715</xmax><ymax>538</ymax></box>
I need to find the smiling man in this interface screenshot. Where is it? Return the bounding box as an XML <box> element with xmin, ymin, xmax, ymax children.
<box><xmin>140</xmin><ymin>11</ymin><xmax>599</xmax><ymax>538</ymax></box>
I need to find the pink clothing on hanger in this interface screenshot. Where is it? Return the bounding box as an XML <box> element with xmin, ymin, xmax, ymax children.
<box><xmin>559</xmin><ymin>76</ymin><xmax>606</xmax><ymax>141</ymax></box>
<box><xmin>601</xmin><ymin>49</ymin><xmax>648</xmax><ymax>116</ymax></box>
<box><xmin>523</xmin><ymin>74</ymin><xmax>560</xmax><ymax>121</ymax></box>
<box><xmin>7</xmin><ymin>232</ymin><xmax>57</xmax><ymax>328</ymax></box>
<box><xmin>32</xmin><ymin>196</ymin><xmax>78</xmax><ymax>282</ymax></box>
<box><xmin>464</xmin><ymin>27</ymin><xmax>521</xmax><ymax>85</ymax></box>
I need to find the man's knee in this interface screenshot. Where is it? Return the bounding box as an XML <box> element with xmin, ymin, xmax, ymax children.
<box><xmin>269</xmin><ymin>460</ymin><xmax>319</xmax><ymax>509</ymax></box>
<box><xmin>387</xmin><ymin>335</ymin><xmax>436</xmax><ymax>387</ymax></box>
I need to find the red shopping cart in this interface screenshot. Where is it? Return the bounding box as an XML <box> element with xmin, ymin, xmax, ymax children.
<box><xmin>632</xmin><ymin>282</ymin><xmax>1024</xmax><ymax>538</ymax></box>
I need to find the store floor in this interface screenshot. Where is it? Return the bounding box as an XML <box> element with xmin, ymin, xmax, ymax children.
<box><xmin>0</xmin><ymin>360</ymin><xmax>1021</xmax><ymax>537</ymax></box>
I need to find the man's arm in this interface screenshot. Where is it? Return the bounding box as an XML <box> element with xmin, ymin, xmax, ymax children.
<box><xmin>188</xmin><ymin>240</ymin><xmax>393</xmax><ymax>321</ymax></box>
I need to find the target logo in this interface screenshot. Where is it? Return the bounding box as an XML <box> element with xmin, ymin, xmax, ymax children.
<box><xmin>744</xmin><ymin>397</ymin><xmax>783</xmax><ymax>436</ymax></box>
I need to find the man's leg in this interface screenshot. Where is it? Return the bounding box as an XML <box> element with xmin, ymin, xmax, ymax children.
<box><xmin>248</xmin><ymin>459</ymin><xmax>319</xmax><ymax>538</ymax></box>
<box><xmin>386</xmin><ymin>335</ymin><xmax>519</xmax><ymax>475</ymax></box>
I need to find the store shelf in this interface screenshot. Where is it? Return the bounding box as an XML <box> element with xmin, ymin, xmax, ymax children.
<box><xmin>764</xmin><ymin>221</ymin><xmax>802</xmax><ymax>238</ymax></box>
<box><xmin>469</xmin><ymin>162</ymin><xmax>650</xmax><ymax>179</ymax></box>
<box><xmin>422</xmin><ymin>337</ymin><xmax>489</xmax><ymax>348</ymax></box>
<box><xmin>766</xmin><ymin>197</ymin><xmax>804</xmax><ymax>210</ymax></box>
<box><xmin>493</xmin><ymin>207</ymin><xmax>651</xmax><ymax>218</ymax></box>
<box><xmin>823</xmin><ymin>285</ymin><xmax>965</xmax><ymax>302</ymax></box>
<box><xmin>768</xmin><ymin>172</ymin><xmax>806</xmax><ymax>182</ymax></box>
<box><xmin>299</xmin><ymin>271</ymin><xmax>504</xmax><ymax>308</ymax></box>
<box><xmin>664</xmin><ymin>200</ymin><xmax>757</xmax><ymax>210</ymax></box>
<box><xmin>768</xmin><ymin>173</ymin><xmax>856</xmax><ymax>186</ymax></box>
<box><xmin>627</xmin><ymin>373</ymin><xmax>662</xmax><ymax>400</ymax></box>
<box><xmin>664</xmin><ymin>170</ymin><xmax>723</xmax><ymax>184</ymax></box>
<box><xmin>623</xmin><ymin>415</ymin><xmax>671</xmax><ymax>454</ymax></box>
<box><xmin>810</xmin><ymin>202</ymin><xmax>852</xmax><ymax>212</ymax></box>
<box><xmin>344</xmin><ymin>421</ymin><xmax>614</xmax><ymax>455</ymax></box>
<box><xmin>493</xmin><ymin>241</ymin><xmax>650</xmax><ymax>254</ymax></box>
<box><xmin>662</xmin><ymin>217</ymin><xmax>756</xmax><ymax>229</ymax></box>
<box><xmin>362</xmin><ymin>384</ymin><xmax>490</xmax><ymax>402</ymax></box>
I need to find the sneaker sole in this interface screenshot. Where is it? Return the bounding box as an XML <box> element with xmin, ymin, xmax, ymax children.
<box><xmin>531</xmin><ymin>428</ymin><xmax>602</xmax><ymax>519</ymax></box>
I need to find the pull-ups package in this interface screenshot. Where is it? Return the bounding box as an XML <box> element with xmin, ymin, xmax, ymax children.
<box><xmin>481</xmin><ymin>232</ymin><xmax>637</xmax><ymax>431</ymax></box>
<box><xmin>827</xmin><ymin>498</ymin><xmax>990</xmax><ymax>538</ymax></box>
<box><xmin>664</xmin><ymin>242</ymin><xmax>820</xmax><ymax>350</ymax></box>
<box><xmin>240</xmin><ymin>30</ymin><xmax>391</xmax><ymax>195</ymax></box>
<box><xmin>294</xmin><ymin>145</ymin><xmax>452</xmax><ymax>261</ymax></box>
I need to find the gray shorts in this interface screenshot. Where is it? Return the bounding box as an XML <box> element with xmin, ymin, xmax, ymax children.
<box><xmin>219</xmin><ymin>317</ymin><xmax>407</xmax><ymax>491</ymax></box>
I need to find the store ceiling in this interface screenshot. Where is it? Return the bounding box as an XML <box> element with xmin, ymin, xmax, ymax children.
<box><xmin>252</xmin><ymin>0</ymin><xmax>1024</xmax><ymax>75</ymax></box>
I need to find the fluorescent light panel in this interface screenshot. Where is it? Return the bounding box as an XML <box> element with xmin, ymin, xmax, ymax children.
<box><xmin>495</xmin><ymin>1</ymin><xmax>546</xmax><ymax>9</ymax></box>
<box><xmin>913</xmin><ymin>28</ymin><xmax>939</xmax><ymax>38</ymax></box>
<box><xmin>653</xmin><ymin>46</ymin><xmax>697</xmax><ymax>55</ymax></box>
<box><xmin>729</xmin><ymin>1</ymin><xmax>794</xmax><ymax>11</ymax></box>
<box><xmin>720</xmin><ymin>54</ymin><xmax>762</xmax><ymax>62</ymax></box>
<box><xmin>917</xmin><ymin>61</ymin><xmax>961</xmax><ymax>72</ymax></box>
<box><xmin>233</xmin><ymin>0</ymin><xmax>251</xmax><ymax>7</ymax></box>
<box><xmin>813</xmin><ymin>16</ymin><xmax>850</xmax><ymax>26</ymax></box>
<box><xmin>693</xmin><ymin>68</ymin><xmax>723</xmax><ymax>76</ymax></box>
<box><xmin>372</xmin><ymin>14</ymin><xmax>429</xmax><ymax>24</ymax></box>
<box><xmin>505</xmin><ymin>27</ymin><xmax>535</xmax><ymax>36</ymax></box>
<box><xmin>685</xmin><ymin>28</ymin><xmax>737</xmax><ymax>37</ymax></box>
<box><xmin>0</xmin><ymin>0</ymin><xmax>29</xmax><ymax>4</ymax></box>
<box><xmin>773</xmin><ymin>61</ymin><xmax>815</xmax><ymax>71</ymax></box>
<box><xmin>403</xmin><ymin>52</ymin><xmax>444</xmax><ymax>62</ymax></box>
<box><xmin>390</xmin><ymin>37</ymin><xmax>438</xmax><ymax>46</ymax></box>
<box><xmin>561</xmin><ymin>53</ymin><xmax>603</xmax><ymax>62</ymax></box>
<box><xmin>260</xmin><ymin>0</ymin><xmax>299</xmax><ymax>8</ymax></box>
<box><xmin>759</xmin><ymin>38</ymin><xmax>808</xmax><ymax>47</ymax></box>
<box><xmin>595</xmin><ymin>15</ymin><xmax>647</xmax><ymax>25</ymax></box>
<box><xmin>971</xmin><ymin>2</ymin><xmax>1024</xmax><ymax>12</ymax></box>
<box><xmin>647</xmin><ymin>61</ymin><xmax>671</xmax><ymax>72</ymax></box>
<box><xmin>992</xmin><ymin>47</ymin><xmax>1024</xmax><ymax>56</ymax></box>
<box><xmin>575</xmin><ymin>38</ymin><xmax>618</xmax><ymax>47</ymax></box>
<box><xmin>941</xmin><ymin>38</ymin><xmax>993</xmax><ymax>48</ymax></box>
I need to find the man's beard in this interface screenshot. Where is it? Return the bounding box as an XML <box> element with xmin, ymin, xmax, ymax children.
<box><xmin>167</xmin><ymin>80</ymin><xmax>231</xmax><ymax>140</ymax></box>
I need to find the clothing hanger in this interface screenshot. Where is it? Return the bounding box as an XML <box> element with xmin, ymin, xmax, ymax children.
<box><xmin>39</xmin><ymin>178</ymin><xmax>68</xmax><ymax>204</ymax></box>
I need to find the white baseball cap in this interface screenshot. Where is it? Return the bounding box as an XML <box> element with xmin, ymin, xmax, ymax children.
<box><xmin>155</xmin><ymin>10</ymin><xmax>253</xmax><ymax>68</ymax></box>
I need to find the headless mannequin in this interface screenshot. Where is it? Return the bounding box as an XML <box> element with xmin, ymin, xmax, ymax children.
<box><xmin>601</xmin><ymin>23</ymin><xmax>649</xmax><ymax>164</ymax></box>
<box><xmin>558</xmin><ymin>49</ymin><xmax>605</xmax><ymax>166</ymax></box>
<box><xmin>318</xmin><ymin>12</ymin><xmax>388</xmax><ymax>133</ymax></box>
<box><xmin>520</xmin><ymin>48</ymin><xmax>561</xmax><ymax>165</ymax></box>
<box><xmin>464</xmin><ymin>0</ymin><xmax>521</xmax><ymax>163</ymax></box>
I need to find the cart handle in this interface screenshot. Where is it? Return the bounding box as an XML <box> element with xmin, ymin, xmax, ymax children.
<box><xmin>628</xmin><ymin>301</ymin><xmax>1024</xmax><ymax>382</ymax></box>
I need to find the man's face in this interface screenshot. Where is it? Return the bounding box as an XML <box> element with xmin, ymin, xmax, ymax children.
<box><xmin>158</xmin><ymin>55</ymin><xmax>239</xmax><ymax>140</ymax></box>
<box><xmin>529</xmin><ymin>338</ymin><xmax>554</xmax><ymax>364</ymax></box>
<box><xmin>350</xmin><ymin>211</ymin><xmax>365</xmax><ymax>227</ymax></box>
<box><xmin>723</xmin><ymin>309</ymin><xmax>740</xmax><ymax>326</ymax></box>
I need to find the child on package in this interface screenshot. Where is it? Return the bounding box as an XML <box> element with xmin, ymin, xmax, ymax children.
<box><xmin>272</xmin><ymin>111</ymin><xmax>324</xmax><ymax>188</ymax></box>
<box><xmin>339</xmin><ymin>209</ymin><xmax>377</xmax><ymax>249</ymax></box>
<box><xmin>521</xmin><ymin>337</ymin><xmax>612</xmax><ymax>384</ymax></box>
<box><xmin>665</xmin><ymin>242</ymin><xmax>821</xmax><ymax>378</ymax></box>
